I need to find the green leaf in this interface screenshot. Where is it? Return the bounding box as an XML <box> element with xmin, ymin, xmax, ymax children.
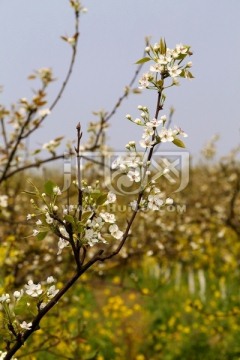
<box><xmin>64</xmin><ymin>214</ymin><xmax>75</xmax><ymax>225</ymax></box>
<box><xmin>172</xmin><ymin>138</ymin><xmax>186</xmax><ymax>148</ymax></box>
<box><xmin>91</xmin><ymin>192</ymin><xmax>102</xmax><ymax>201</ymax></box>
<box><xmin>44</xmin><ymin>180</ymin><xmax>56</xmax><ymax>196</ymax></box>
<box><xmin>81</xmin><ymin>211</ymin><xmax>93</xmax><ymax>223</ymax></box>
<box><xmin>32</xmin><ymin>149</ymin><xmax>41</xmax><ymax>155</ymax></box>
<box><xmin>135</xmin><ymin>57</ymin><xmax>151</xmax><ymax>64</ymax></box>
<box><xmin>180</xmin><ymin>69</ymin><xmax>194</xmax><ymax>79</ymax></box>
<box><xmin>83</xmin><ymin>350</ymin><xmax>98</xmax><ymax>360</ymax></box>
<box><xmin>177</xmin><ymin>53</ymin><xmax>187</xmax><ymax>60</ymax></box>
<box><xmin>159</xmin><ymin>38</ymin><xmax>167</xmax><ymax>55</ymax></box>
<box><xmin>96</xmin><ymin>194</ymin><xmax>108</xmax><ymax>206</ymax></box>
<box><xmin>76</xmin><ymin>221</ymin><xmax>85</xmax><ymax>233</ymax></box>
<box><xmin>37</xmin><ymin>231</ymin><xmax>48</xmax><ymax>241</ymax></box>
<box><xmin>185</xmin><ymin>70</ymin><xmax>194</xmax><ymax>79</ymax></box>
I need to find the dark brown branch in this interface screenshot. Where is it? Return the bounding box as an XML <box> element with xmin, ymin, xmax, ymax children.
<box><xmin>4</xmin><ymin>249</ymin><xmax>104</xmax><ymax>360</ymax></box>
<box><xmin>0</xmin><ymin>109</ymin><xmax>36</xmax><ymax>184</ymax></box>
<box><xmin>1</xmin><ymin>152</ymin><xmax>105</xmax><ymax>182</ymax></box>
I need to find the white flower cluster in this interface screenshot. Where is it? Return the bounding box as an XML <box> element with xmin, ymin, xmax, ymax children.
<box><xmin>42</xmin><ymin>138</ymin><xmax>62</xmax><ymax>153</ymax></box>
<box><xmin>112</xmin><ymin>152</ymin><xmax>147</xmax><ymax>184</ymax></box>
<box><xmin>27</xmin><ymin>187</ymin><xmax>62</xmax><ymax>238</ymax></box>
<box><xmin>0</xmin><ymin>277</ymin><xmax>58</xmax><ymax>334</ymax></box>
<box><xmin>70</xmin><ymin>0</ymin><xmax>88</xmax><ymax>14</ymax></box>
<box><xmin>127</xmin><ymin>105</ymin><xmax>187</xmax><ymax>149</ymax></box>
<box><xmin>138</xmin><ymin>40</ymin><xmax>193</xmax><ymax>90</ymax></box>
<box><xmin>130</xmin><ymin>186</ymin><xmax>173</xmax><ymax>212</ymax></box>
<box><xmin>0</xmin><ymin>277</ymin><xmax>58</xmax><ymax>304</ymax></box>
<box><xmin>57</xmin><ymin>226</ymin><xmax>70</xmax><ymax>255</ymax></box>
<box><xmin>36</xmin><ymin>67</ymin><xmax>54</xmax><ymax>86</ymax></box>
<box><xmin>28</xmin><ymin>186</ymin><xmax>122</xmax><ymax>253</ymax></box>
<box><xmin>84</xmin><ymin>210</ymin><xmax>123</xmax><ymax>247</ymax></box>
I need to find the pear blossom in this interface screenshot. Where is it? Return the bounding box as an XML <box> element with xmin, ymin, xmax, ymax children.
<box><xmin>46</xmin><ymin>212</ymin><xmax>53</xmax><ymax>224</ymax></box>
<box><xmin>20</xmin><ymin>321</ymin><xmax>32</xmax><ymax>330</ymax></box>
<box><xmin>84</xmin><ymin>229</ymin><xmax>99</xmax><ymax>247</ymax></box>
<box><xmin>59</xmin><ymin>226</ymin><xmax>69</xmax><ymax>238</ymax></box>
<box><xmin>130</xmin><ymin>199</ymin><xmax>146</xmax><ymax>211</ymax></box>
<box><xmin>100</xmin><ymin>212</ymin><xmax>116</xmax><ymax>223</ymax></box>
<box><xmin>89</xmin><ymin>216</ymin><xmax>104</xmax><ymax>229</ymax></box>
<box><xmin>25</xmin><ymin>280</ymin><xmax>43</xmax><ymax>297</ymax></box>
<box><xmin>134</xmin><ymin>118</ymin><xmax>142</xmax><ymax>125</ymax></box>
<box><xmin>146</xmin><ymin>118</ymin><xmax>163</xmax><ymax>128</ymax></box>
<box><xmin>0</xmin><ymin>293</ymin><xmax>10</xmax><ymax>303</ymax></box>
<box><xmin>167</xmin><ymin>65</ymin><xmax>181</xmax><ymax>78</ymax></box>
<box><xmin>39</xmin><ymin>302</ymin><xmax>47</xmax><ymax>310</ymax></box>
<box><xmin>138</xmin><ymin>72</ymin><xmax>152</xmax><ymax>89</ymax></box>
<box><xmin>13</xmin><ymin>290</ymin><xmax>24</xmax><ymax>300</ymax></box>
<box><xmin>109</xmin><ymin>224</ymin><xmax>123</xmax><ymax>240</ymax></box>
<box><xmin>127</xmin><ymin>169</ymin><xmax>141</xmax><ymax>183</ymax></box>
<box><xmin>63</xmin><ymin>204</ymin><xmax>75</xmax><ymax>214</ymax></box>
<box><xmin>47</xmin><ymin>285</ymin><xmax>59</xmax><ymax>299</ymax></box>
<box><xmin>57</xmin><ymin>237</ymin><xmax>69</xmax><ymax>255</ymax></box>
<box><xmin>46</xmin><ymin>276</ymin><xmax>55</xmax><ymax>284</ymax></box>
<box><xmin>158</xmin><ymin>54</ymin><xmax>172</xmax><ymax>66</ymax></box>
<box><xmin>112</xmin><ymin>156</ymin><xmax>123</xmax><ymax>170</ymax></box>
<box><xmin>139</xmin><ymin>138</ymin><xmax>155</xmax><ymax>148</ymax></box>
<box><xmin>177</xmin><ymin>127</ymin><xmax>188</xmax><ymax>137</ymax></box>
<box><xmin>37</xmin><ymin>67</ymin><xmax>54</xmax><ymax>85</ymax></box>
<box><xmin>176</xmin><ymin>43</ymin><xmax>188</xmax><ymax>55</ymax></box>
<box><xmin>142</xmin><ymin>127</ymin><xmax>154</xmax><ymax>139</ymax></box>
<box><xmin>42</xmin><ymin>139</ymin><xmax>60</xmax><ymax>152</ymax></box>
<box><xmin>106</xmin><ymin>192</ymin><xmax>116</xmax><ymax>204</ymax></box>
<box><xmin>39</xmin><ymin>108</ymin><xmax>51</xmax><ymax>117</ymax></box>
<box><xmin>166</xmin><ymin>197</ymin><xmax>174</xmax><ymax>205</ymax></box>
<box><xmin>148</xmin><ymin>191</ymin><xmax>164</xmax><ymax>210</ymax></box>
<box><xmin>159</xmin><ymin>128</ymin><xmax>174</xmax><ymax>142</ymax></box>
<box><xmin>172</xmin><ymin>78</ymin><xmax>180</xmax><ymax>86</ymax></box>
<box><xmin>53</xmin><ymin>186</ymin><xmax>61</xmax><ymax>195</ymax></box>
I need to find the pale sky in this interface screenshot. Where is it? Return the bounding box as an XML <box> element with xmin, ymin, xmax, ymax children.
<box><xmin>0</xmin><ymin>0</ymin><xmax>240</xmax><ymax>160</ymax></box>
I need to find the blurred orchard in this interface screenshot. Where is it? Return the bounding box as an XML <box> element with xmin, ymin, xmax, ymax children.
<box><xmin>0</xmin><ymin>1</ymin><xmax>240</xmax><ymax>359</ymax></box>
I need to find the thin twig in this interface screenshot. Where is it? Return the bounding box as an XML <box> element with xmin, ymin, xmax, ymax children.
<box><xmin>75</xmin><ymin>122</ymin><xmax>83</xmax><ymax>222</ymax></box>
<box><xmin>0</xmin><ymin>109</ymin><xmax>36</xmax><ymax>184</ymax></box>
